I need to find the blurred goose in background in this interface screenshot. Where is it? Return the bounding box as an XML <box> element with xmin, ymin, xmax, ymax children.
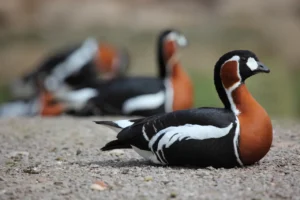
<box><xmin>0</xmin><ymin>38</ymin><xmax>130</xmax><ymax>118</ymax></box>
<box><xmin>59</xmin><ymin>29</ymin><xmax>194</xmax><ymax>117</ymax></box>
<box><xmin>9</xmin><ymin>37</ymin><xmax>130</xmax><ymax>100</ymax></box>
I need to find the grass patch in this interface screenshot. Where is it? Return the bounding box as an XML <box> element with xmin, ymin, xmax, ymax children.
<box><xmin>0</xmin><ymin>84</ymin><xmax>11</xmax><ymax>104</ymax></box>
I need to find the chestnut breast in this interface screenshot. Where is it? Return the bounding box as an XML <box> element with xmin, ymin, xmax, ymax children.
<box><xmin>171</xmin><ymin>64</ymin><xmax>194</xmax><ymax>111</ymax></box>
<box><xmin>233</xmin><ymin>84</ymin><xmax>273</xmax><ymax>165</ymax></box>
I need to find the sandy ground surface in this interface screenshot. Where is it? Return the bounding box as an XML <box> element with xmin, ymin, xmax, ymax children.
<box><xmin>0</xmin><ymin>116</ymin><xmax>300</xmax><ymax>200</ymax></box>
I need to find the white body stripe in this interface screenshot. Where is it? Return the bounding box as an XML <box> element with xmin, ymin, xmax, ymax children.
<box><xmin>142</xmin><ymin>126</ymin><xmax>150</xmax><ymax>141</ymax></box>
<box><xmin>233</xmin><ymin>117</ymin><xmax>243</xmax><ymax>166</ymax></box>
<box><xmin>164</xmin><ymin>78</ymin><xmax>174</xmax><ymax>113</ymax></box>
<box><xmin>221</xmin><ymin>55</ymin><xmax>244</xmax><ymax>166</ymax></box>
<box><xmin>131</xmin><ymin>146</ymin><xmax>161</xmax><ymax>164</ymax></box>
<box><xmin>55</xmin><ymin>88</ymin><xmax>98</xmax><ymax>110</ymax></box>
<box><xmin>45</xmin><ymin>38</ymin><xmax>99</xmax><ymax>92</ymax></box>
<box><xmin>148</xmin><ymin>123</ymin><xmax>233</xmax><ymax>164</ymax></box>
<box><xmin>122</xmin><ymin>91</ymin><xmax>165</xmax><ymax>114</ymax></box>
<box><xmin>0</xmin><ymin>98</ymin><xmax>39</xmax><ymax>117</ymax></box>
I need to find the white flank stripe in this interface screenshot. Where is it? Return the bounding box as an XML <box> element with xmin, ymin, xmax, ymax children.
<box><xmin>149</xmin><ymin>123</ymin><xmax>234</xmax><ymax>163</ymax></box>
<box><xmin>153</xmin><ymin>124</ymin><xmax>157</xmax><ymax>132</ymax></box>
<box><xmin>115</xmin><ymin>120</ymin><xmax>134</xmax><ymax>128</ymax></box>
<box><xmin>142</xmin><ymin>125</ymin><xmax>150</xmax><ymax>141</ymax></box>
<box><xmin>0</xmin><ymin>99</ymin><xmax>39</xmax><ymax>117</ymax></box>
<box><xmin>122</xmin><ymin>91</ymin><xmax>165</xmax><ymax>114</ymax></box>
<box><xmin>233</xmin><ymin>117</ymin><xmax>243</xmax><ymax>166</ymax></box>
<box><xmin>131</xmin><ymin>145</ymin><xmax>161</xmax><ymax>164</ymax></box>
<box><xmin>164</xmin><ymin>78</ymin><xmax>174</xmax><ymax>113</ymax></box>
<box><xmin>55</xmin><ymin>88</ymin><xmax>98</xmax><ymax>110</ymax></box>
<box><xmin>45</xmin><ymin>38</ymin><xmax>99</xmax><ymax>92</ymax></box>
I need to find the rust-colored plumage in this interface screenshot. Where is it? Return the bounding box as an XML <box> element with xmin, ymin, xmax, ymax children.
<box><xmin>163</xmin><ymin>40</ymin><xmax>194</xmax><ymax>111</ymax></box>
<box><xmin>220</xmin><ymin>61</ymin><xmax>240</xmax><ymax>89</ymax></box>
<box><xmin>95</xmin><ymin>44</ymin><xmax>119</xmax><ymax>74</ymax></box>
<box><xmin>171</xmin><ymin>63</ymin><xmax>194</xmax><ymax>111</ymax></box>
<box><xmin>40</xmin><ymin>91</ymin><xmax>65</xmax><ymax>116</ymax></box>
<box><xmin>232</xmin><ymin>84</ymin><xmax>273</xmax><ymax>165</ymax></box>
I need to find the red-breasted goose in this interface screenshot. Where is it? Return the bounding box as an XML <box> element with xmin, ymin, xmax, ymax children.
<box><xmin>61</xmin><ymin>29</ymin><xmax>194</xmax><ymax>117</ymax></box>
<box><xmin>95</xmin><ymin>50</ymin><xmax>272</xmax><ymax>168</ymax></box>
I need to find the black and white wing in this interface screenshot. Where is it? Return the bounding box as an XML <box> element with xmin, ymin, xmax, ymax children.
<box><xmin>97</xmin><ymin>107</ymin><xmax>241</xmax><ymax>168</ymax></box>
<box><xmin>89</xmin><ymin>77</ymin><xmax>166</xmax><ymax>116</ymax></box>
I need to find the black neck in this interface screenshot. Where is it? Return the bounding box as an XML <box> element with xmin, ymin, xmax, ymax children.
<box><xmin>214</xmin><ymin>59</ymin><xmax>231</xmax><ymax>110</ymax></box>
<box><xmin>157</xmin><ymin>35</ymin><xmax>166</xmax><ymax>79</ymax></box>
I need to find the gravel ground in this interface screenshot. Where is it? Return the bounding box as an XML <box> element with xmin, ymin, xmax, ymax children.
<box><xmin>0</xmin><ymin>117</ymin><xmax>299</xmax><ymax>200</ymax></box>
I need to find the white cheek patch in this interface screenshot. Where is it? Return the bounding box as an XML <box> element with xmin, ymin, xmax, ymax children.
<box><xmin>246</xmin><ymin>57</ymin><xmax>259</xmax><ymax>71</ymax></box>
<box><xmin>166</xmin><ymin>32</ymin><xmax>187</xmax><ymax>47</ymax></box>
<box><xmin>176</xmin><ymin>35</ymin><xmax>187</xmax><ymax>47</ymax></box>
<box><xmin>166</xmin><ymin>32</ymin><xmax>178</xmax><ymax>41</ymax></box>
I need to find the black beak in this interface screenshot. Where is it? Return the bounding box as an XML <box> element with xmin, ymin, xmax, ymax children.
<box><xmin>257</xmin><ymin>62</ymin><xmax>270</xmax><ymax>73</ymax></box>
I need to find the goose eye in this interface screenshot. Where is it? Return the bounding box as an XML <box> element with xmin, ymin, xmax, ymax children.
<box><xmin>241</xmin><ymin>57</ymin><xmax>246</xmax><ymax>61</ymax></box>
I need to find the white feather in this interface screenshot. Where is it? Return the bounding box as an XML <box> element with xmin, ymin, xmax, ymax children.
<box><xmin>122</xmin><ymin>91</ymin><xmax>165</xmax><ymax>114</ymax></box>
<box><xmin>233</xmin><ymin>117</ymin><xmax>243</xmax><ymax>166</ymax></box>
<box><xmin>164</xmin><ymin>79</ymin><xmax>173</xmax><ymax>113</ymax></box>
<box><xmin>166</xmin><ymin>32</ymin><xmax>188</xmax><ymax>47</ymax></box>
<box><xmin>0</xmin><ymin>99</ymin><xmax>39</xmax><ymax>117</ymax></box>
<box><xmin>148</xmin><ymin>123</ymin><xmax>234</xmax><ymax>164</ymax></box>
<box><xmin>221</xmin><ymin>55</ymin><xmax>242</xmax><ymax>115</ymax></box>
<box><xmin>142</xmin><ymin>125</ymin><xmax>150</xmax><ymax>141</ymax></box>
<box><xmin>55</xmin><ymin>88</ymin><xmax>98</xmax><ymax>110</ymax></box>
<box><xmin>177</xmin><ymin>35</ymin><xmax>188</xmax><ymax>47</ymax></box>
<box><xmin>131</xmin><ymin>145</ymin><xmax>161</xmax><ymax>164</ymax></box>
<box><xmin>45</xmin><ymin>37</ymin><xmax>99</xmax><ymax>92</ymax></box>
<box><xmin>114</xmin><ymin>120</ymin><xmax>134</xmax><ymax>128</ymax></box>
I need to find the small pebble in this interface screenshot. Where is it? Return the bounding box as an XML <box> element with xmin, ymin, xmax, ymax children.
<box><xmin>121</xmin><ymin>169</ymin><xmax>129</xmax><ymax>174</ymax></box>
<box><xmin>54</xmin><ymin>181</ymin><xmax>63</xmax><ymax>186</ymax></box>
<box><xmin>50</xmin><ymin>148</ymin><xmax>57</xmax><ymax>152</ymax></box>
<box><xmin>170</xmin><ymin>192</ymin><xmax>177</xmax><ymax>198</ymax></box>
<box><xmin>23</xmin><ymin>166</ymin><xmax>41</xmax><ymax>174</ymax></box>
<box><xmin>55</xmin><ymin>157</ymin><xmax>64</xmax><ymax>161</ymax></box>
<box><xmin>36</xmin><ymin>177</ymin><xmax>46</xmax><ymax>183</ymax></box>
<box><xmin>91</xmin><ymin>181</ymin><xmax>108</xmax><ymax>191</ymax></box>
<box><xmin>8</xmin><ymin>151</ymin><xmax>29</xmax><ymax>162</ymax></box>
<box><xmin>109</xmin><ymin>149</ymin><xmax>125</xmax><ymax>156</ymax></box>
<box><xmin>144</xmin><ymin>176</ymin><xmax>153</xmax><ymax>182</ymax></box>
<box><xmin>76</xmin><ymin>149</ymin><xmax>82</xmax><ymax>156</ymax></box>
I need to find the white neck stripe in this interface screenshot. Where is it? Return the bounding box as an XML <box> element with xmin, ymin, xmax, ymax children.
<box><xmin>220</xmin><ymin>56</ymin><xmax>241</xmax><ymax>115</ymax></box>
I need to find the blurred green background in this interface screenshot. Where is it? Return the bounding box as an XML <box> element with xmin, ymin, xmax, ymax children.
<box><xmin>1</xmin><ymin>0</ymin><xmax>300</xmax><ymax>119</ymax></box>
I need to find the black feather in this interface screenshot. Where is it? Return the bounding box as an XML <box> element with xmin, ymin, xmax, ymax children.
<box><xmin>94</xmin><ymin>121</ymin><xmax>121</xmax><ymax>128</ymax></box>
<box><xmin>101</xmin><ymin>140</ymin><xmax>132</xmax><ymax>151</ymax></box>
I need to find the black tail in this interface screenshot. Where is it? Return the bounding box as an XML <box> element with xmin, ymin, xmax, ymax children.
<box><xmin>101</xmin><ymin>139</ymin><xmax>132</xmax><ymax>151</ymax></box>
<box><xmin>94</xmin><ymin>121</ymin><xmax>122</xmax><ymax>128</ymax></box>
